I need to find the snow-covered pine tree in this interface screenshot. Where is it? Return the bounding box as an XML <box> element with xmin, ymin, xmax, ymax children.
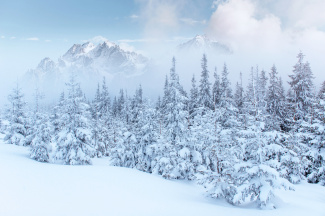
<box><xmin>30</xmin><ymin>112</ymin><xmax>51</xmax><ymax>162</ymax></box>
<box><xmin>29</xmin><ymin>88</ymin><xmax>52</xmax><ymax>162</ymax></box>
<box><xmin>256</xmin><ymin>69</ymin><xmax>268</xmax><ymax>119</ymax></box>
<box><xmin>157</xmin><ymin>57</ymin><xmax>191</xmax><ymax>179</ymax></box>
<box><xmin>266</xmin><ymin>65</ymin><xmax>287</xmax><ymax>131</ymax></box>
<box><xmin>220</xmin><ymin>122</ymin><xmax>291</xmax><ymax>209</ymax></box>
<box><xmin>288</xmin><ymin>51</ymin><xmax>314</xmax><ymax>121</ymax></box>
<box><xmin>217</xmin><ymin>63</ymin><xmax>236</xmax><ymax>128</ymax></box>
<box><xmin>303</xmin><ymin>87</ymin><xmax>325</xmax><ymax>185</ymax></box>
<box><xmin>189</xmin><ymin>74</ymin><xmax>199</xmax><ymax>116</ymax></box>
<box><xmin>90</xmin><ymin>83</ymin><xmax>107</xmax><ymax>157</ymax></box>
<box><xmin>100</xmin><ymin>76</ymin><xmax>111</xmax><ymax>118</ymax></box>
<box><xmin>220</xmin><ymin>63</ymin><xmax>232</xmax><ymax>107</ymax></box>
<box><xmin>212</xmin><ymin>67</ymin><xmax>222</xmax><ymax>109</ymax></box>
<box><xmin>234</xmin><ymin>72</ymin><xmax>244</xmax><ymax>113</ymax></box>
<box><xmin>198</xmin><ymin>54</ymin><xmax>212</xmax><ymax>110</ymax></box>
<box><xmin>53</xmin><ymin>75</ymin><xmax>94</xmax><ymax>165</ymax></box>
<box><xmin>164</xmin><ymin>57</ymin><xmax>188</xmax><ymax>145</ymax></box>
<box><xmin>244</xmin><ymin>66</ymin><xmax>261</xmax><ymax>120</ymax></box>
<box><xmin>318</xmin><ymin>81</ymin><xmax>325</xmax><ymax>99</ymax></box>
<box><xmin>4</xmin><ymin>83</ymin><xmax>29</xmax><ymax>146</ymax></box>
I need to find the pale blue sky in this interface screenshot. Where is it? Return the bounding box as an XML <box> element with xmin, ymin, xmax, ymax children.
<box><xmin>0</xmin><ymin>0</ymin><xmax>215</xmax><ymax>75</ymax></box>
<box><xmin>1</xmin><ymin>0</ymin><xmax>325</xmax><ymax>93</ymax></box>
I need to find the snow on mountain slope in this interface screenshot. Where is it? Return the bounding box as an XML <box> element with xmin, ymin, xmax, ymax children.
<box><xmin>25</xmin><ymin>39</ymin><xmax>149</xmax><ymax>82</ymax></box>
<box><xmin>22</xmin><ymin>39</ymin><xmax>151</xmax><ymax>103</ymax></box>
<box><xmin>178</xmin><ymin>34</ymin><xmax>231</xmax><ymax>54</ymax></box>
<box><xmin>0</xmin><ymin>134</ymin><xmax>325</xmax><ymax>216</ymax></box>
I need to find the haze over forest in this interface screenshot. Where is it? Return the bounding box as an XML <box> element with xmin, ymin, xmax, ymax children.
<box><xmin>1</xmin><ymin>0</ymin><xmax>325</xmax><ymax>105</ymax></box>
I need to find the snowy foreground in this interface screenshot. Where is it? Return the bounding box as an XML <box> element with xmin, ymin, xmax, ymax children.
<box><xmin>0</xmin><ymin>136</ymin><xmax>324</xmax><ymax>216</ymax></box>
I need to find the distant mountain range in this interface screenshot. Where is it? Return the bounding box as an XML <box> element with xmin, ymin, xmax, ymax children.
<box><xmin>25</xmin><ymin>40</ymin><xmax>149</xmax><ymax>83</ymax></box>
<box><xmin>22</xmin><ymin>35</ymin><xmax>231</xmax><ymax>101</ymax></box>
<box><xmin>25</xmin><ymin>35</ymin><xmax>230</xmax><ymax>83</ymax></box>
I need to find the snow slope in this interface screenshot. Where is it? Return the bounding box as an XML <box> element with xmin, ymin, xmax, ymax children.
<box><xmin>0</xmin><ymin>134</ymin><xmax>324</xmax><ymax>216</ymax></box>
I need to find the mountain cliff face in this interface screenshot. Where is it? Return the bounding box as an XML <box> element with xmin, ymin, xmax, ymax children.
<box><xmin>25</xmin><ymin>40</ymin><xmax>149</xmax><ymax>82</ymax></box>
<box><xmin>177</xmin><ymin>35</ymin><xmax>231</xmax><ymax>54</ymax></box>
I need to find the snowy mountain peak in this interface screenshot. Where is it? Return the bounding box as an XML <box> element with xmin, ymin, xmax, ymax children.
<box><xmin>37</xmin><ymin>57</ymin><xmax>56</xmax><ymax>71</ymax></box>
<box><xmin>178</xmin><ymin>34</ymin><xmax>231</xmax><ymax>54</ymax></box>
<box><xmin>81</xmin><ymin>42</ymin><xmax>95</xmax><ymax>53</ymax></box>
<box><xmin>101</xmin><ymin>40</ymin><xmax>115</xmax><ymax>48</ymax></box>
<box><xmin>25</xmin><ymin>38</ymin><xmax>149</xmax><ymax>85</ymax></box>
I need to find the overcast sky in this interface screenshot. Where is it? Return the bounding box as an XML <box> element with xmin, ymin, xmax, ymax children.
<box><xmin>1</xmin><ymin>0</ymin><xmax>325</xmax><ymax>99</ymax></box>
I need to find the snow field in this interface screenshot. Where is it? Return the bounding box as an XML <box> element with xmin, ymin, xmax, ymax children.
<box><xmin>0</xmin><ymin>136</ymin><xmax>324</xmax><ymax>216</ymax></box>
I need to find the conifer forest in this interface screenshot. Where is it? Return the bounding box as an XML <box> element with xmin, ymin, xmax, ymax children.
<box><xmin>2</xmin><ymin>52</ymin><xmax>325</xmax><ymax>209</ymax></box>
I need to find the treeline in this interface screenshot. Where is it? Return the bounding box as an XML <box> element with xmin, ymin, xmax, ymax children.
<box><xmin>2</xmin><ymin>52</ymin><xmax>324</xmax><ymax>209</ymax></box>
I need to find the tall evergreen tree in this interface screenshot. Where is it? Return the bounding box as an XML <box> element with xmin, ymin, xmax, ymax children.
<box><xmin>4</xmin><ymin>83</ymin><xmax>29</xmax><ymax>146</ymax></box>
<box><xmin>53</xmin><ymin>75</ymin><xmax>94</xmax><ymax>165</ymax></box>
<box><xmin>288</xmin><ymin>51</ymin><xmax>314</xmax><ymax>120</ymax></box>
<box><xmin>198</xmin><ymin>54</ymin><xmax>212</xmax><ymax>110</ymax></box>
<box><xmin>164</xmin><ymin>57</ymin><xmax>188</xmax><ymax>144</ymax></box>
<box><xmin>220</xmin><ymin>63</ymin><xmax>232</xmax><ymax>107</ymax></box>
<box><xmin>212</xmin><ymin>67</ymin><xmax>221</xmax><ymax>109</ymax></box>
<box><xmin>234</xmin><ymin>72</ymin><xmax>244</xmax><ymax>112</ymax></box>
<box><xmin>189</xmin><ymin>74</ymin><xmax>199</xmax><ymax>115</ymax></box>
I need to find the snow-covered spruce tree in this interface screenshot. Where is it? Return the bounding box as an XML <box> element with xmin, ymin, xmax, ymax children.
<box><xmin>220</xmin><ymin>63</ymin><xmax>232</xmax><ymax>107</ymax></box>
<box><xmin>318</xmin><ymin>81</ymin><xmax>325</xmax><ymax>99</ymax></box>
<box><xmin>225</xmin><ymin>122</ymin><xmax>291</xmax><ymax>209</ymax></box>
<box><xmin>4</xmin><ymin>83</ymin><xmax>29</xmax><ymax>146</ymax></box>
<box><xmin>30</xmin><ymin>112</ymin><xmax>51</xmax><ymax>162</ymax></box>
<box><xmin>90</xmin><ymin>78</ymin><xmax>112</xmax><ymax>157</ymax></box>
<box><xmin>198</xmin><ymin>54</ymin><xmax>213</xmax><ymax>110</ymax></box>
<box><xmin>234</xmin><ymin>72</ymin><xmax>244</xmax><ymax>113</ymax></box>
<box><xmin>100</xmin><ymin>76</ymin><xmax>111</xmax><ymax>118</ymax></box>
<box><xmin>156</xmin><ymin>57</ymin><xmax>192</xmax><ymax>179</ymax></box>
<box><xmin>244</xmin><ymin>67</ymin><xmax>258</xmax><ymax>117</ymax></box>
<box><xmin>90</xmin><ymin>83</ymin><xmax>107</xmax><ymax>157</ymax></box>
<box><xmin>304</xmin><ymin>87</ymin><xmax>325</xmax><ymax>185</ymax></box>
<box><xmin>286</xmin><ymin>52</ymin><xmax>322</xmax><ymax>182</ymax></box>
<box><xmin>114</xmin><ymin>85</ymin><xmax>145</xmax><ymax>168</ymax></box>
<box><xmin>288</xmin><ymin>51</ymin><xmax>314</xmax><ymax>121</ymax></box>
<box><xmin>256</xmin><ymin>69</ymin><xmax>268</xmax><ymax>118</ymax></box>
<box><xmin>296</xmin><ymin>92</ymin><xmax>325</xmax><ymax>185</ymax></box>
<box><xmin>135</xmin><ymin>101</ymin><xmax>160</xmax><ymax>173</ymax></box>
<box><xmin>217</xmin><ymin>63</ymin><xmax>236</xmax><ymax>128</ymax></box>
<box><xmin>53</xmin><ymin>75</ymin><xmax>95</xmax><ymax>165</ymax></box>
<box><xmin>266</xmin><ymin>65</ymin><xmax>286</xmax><ymax>131</ymax></box>
<box><xmin>29</xmin><ymin>88</ymin><xmax>52</xmax><ymax>162</ymax></box>
<box><xmin>212</xmin><ymin>67</ymin><xmax>222</xmax><ymax>109</ymax></box>
<box><xmin>189</xmin><ymin>74</ymin><xmax>199</xmax><ymax>116</ymax></box>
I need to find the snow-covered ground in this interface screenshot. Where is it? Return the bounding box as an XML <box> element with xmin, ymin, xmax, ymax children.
<box><xmin>0</xmin><ymin>134</ymin><xmax>324</xmax><ymax>216</ymax></box>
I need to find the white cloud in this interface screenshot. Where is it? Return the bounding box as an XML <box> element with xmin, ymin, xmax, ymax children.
<box><xmin>272</xmin><ymin>0</ymin><xmax>325</xmax><ymax>29</ymax></box>
<box><xmin>136</xmin><ymin>0</ymin><xmax>183</xmax><ymax>39</ymax></box>
<box><xmin>207</xmin><ymin>0</ymin><xmax>283</xmax><ymax>51</ymax></box>
<box><xmin>83</xmin><ymin>35</ymin><xmax>110</xmax><ymax>44</ymax></box>
<box><xmin>10</xmin><ymin>36</ymin><xmax>16</xmax><ymax>40</ymax></box>
<box><xmin>0</xmin><ymin>36</ymin><xmax>4</xmax><ymax>39</ymax></box>
<box><xmin>206</xmin><ymin>0</ymin><xmax>325</xmax><ymax>87</ymax></box>
<box><xmin>130</xmin><ymin>14</ymin><xmax>139</xmax><ymax>19</ymax></box>
<box><xmin>180</xmin><ymin>18</ymin><xmax>206</xmax><ymax>26</ymax></box>
<box><xmin>211</xmin><ymin>0</ymin><xmax>220</xmax><ymax>9</ymax></box>
<box><xmin>118</xmin><ymin>38</ymin><xmax>156</xmax><ymax>43</ymax></box>
<box><xmin>119</xmin><ymin>42</ymin><xmax>136</xmax><ymax>52</ymax></box>
<box><xmin>45</xmin><ymin>39</ymin><xmax>51</xmax><ymax>42</ymax></box>
<box><xmin>26</xmin><ymin>37</ymin><xmax>39</xmax><ymax>41</ymax></box>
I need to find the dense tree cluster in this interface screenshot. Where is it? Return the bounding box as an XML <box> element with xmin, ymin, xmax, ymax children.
<box><xmin>2</xmin><ymin>52</ymin><xmax>324</xmax><ymax>208</ymax></box>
